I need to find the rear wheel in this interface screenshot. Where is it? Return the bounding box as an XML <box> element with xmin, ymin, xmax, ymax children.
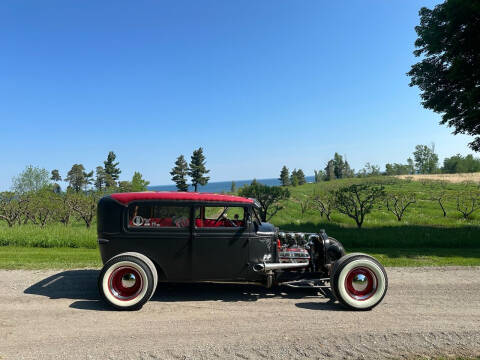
<box><xmin>330</xmin><ymin>254</ymin><xmax>388</xmax><ymax>310</ymax></box>
<box><xmin>98</xmin><ymin>255</ymin><xmax>154</xmax><ymax>310</ymax></box>
<box><xmin>110</xmin><ymin>252</ymin><xmax>158</xmax><ymax>299</ymax></box>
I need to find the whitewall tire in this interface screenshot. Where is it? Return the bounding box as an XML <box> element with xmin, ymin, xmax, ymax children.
<box><xmin>98</xmin><ymin>255</ymin><xmax>155</xmax><ymax>310</ymax></box>
<box><xmin>330</xmin><ymin>254</ymin><xmax>388</xmax><ymax>310</ymax></box>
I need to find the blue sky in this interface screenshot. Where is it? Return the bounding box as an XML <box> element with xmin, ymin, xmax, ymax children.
<box><xmin>0</xmin><ymin>0</ymin><xmax>475</xmax><ymax>190</ymax></box>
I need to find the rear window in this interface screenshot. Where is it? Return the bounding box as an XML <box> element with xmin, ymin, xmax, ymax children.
<box><xmin>128</xmin><ymin>203</ymin><xmax>190</xmax><ymax>228</ymax></box>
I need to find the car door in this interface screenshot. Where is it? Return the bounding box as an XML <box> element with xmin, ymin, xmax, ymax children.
<box><xmin>121</xmin><ymin>201</ymin><xmax>193</xmax><ymax>281</ymax></box>
<box><xmin>192</xmin><ymin>205</ymin><xmax>250</xmax><ymax>280</ymax></box>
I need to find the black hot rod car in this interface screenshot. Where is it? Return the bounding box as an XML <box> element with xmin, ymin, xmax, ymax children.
<box><xmin>97</xmin><ymin>192</ymin><xmax>388</xmax><ymax>310</ymax></box>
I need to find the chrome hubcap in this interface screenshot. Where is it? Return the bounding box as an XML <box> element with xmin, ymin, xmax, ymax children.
<box><xmin>121</xmin><ymin>273</ymin><xmax>137</xmax><ymax>288</ymax></box>
<box><xmin>351</xmin><ymin>274</ymin><xmax>368</xmax><ymax>292</ymax></box>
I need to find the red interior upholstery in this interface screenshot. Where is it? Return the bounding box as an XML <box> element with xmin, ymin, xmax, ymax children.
<box><xmin>195</xmin><ymin>219</ymin><xmax>244</xmax><ymax>228</ymax></box>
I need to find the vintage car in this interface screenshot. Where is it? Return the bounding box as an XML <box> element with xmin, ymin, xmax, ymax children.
<box><xmin>97</xmin><ymin>192</ymin><xmax>388</xmax><ymax>311</ymax></box>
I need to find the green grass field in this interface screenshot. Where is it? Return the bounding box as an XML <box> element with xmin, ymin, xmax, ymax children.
<box><xmin>0</xmin><ymin>177</ymin><xmax>479</xmax><ymax>269</ymax></box>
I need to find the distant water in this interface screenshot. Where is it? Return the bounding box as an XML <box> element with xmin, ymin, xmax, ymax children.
<box><xmin>149</xmin><ymin>176</ymin><xmax>315</xmax><ymax>193</ymax></box>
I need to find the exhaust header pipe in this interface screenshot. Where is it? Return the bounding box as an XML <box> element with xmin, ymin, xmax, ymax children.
<box><xmin>253</xmin><ymin>262</ymin><xmax>308</xmax><ymax>272</ymax></box>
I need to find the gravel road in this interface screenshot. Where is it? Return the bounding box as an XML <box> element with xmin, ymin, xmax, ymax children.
<box><xmin>1</xmin><ymin>267</ymin><xmax>480</xmax><ymax>360</ymax></box>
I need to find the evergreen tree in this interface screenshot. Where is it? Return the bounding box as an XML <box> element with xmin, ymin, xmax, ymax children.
<box><xmin>94</xmin><ymin>166</ymin><xmax>106</xmax><ymax>190</ymax></box>
<box><xmin>296</xmin><ymin>169</ymin><xmax>306</xmax><ymax>185</ymax></box>
<box><xmin>170</xmin><ymin>155</ymin><xmax>189</xmax><ymax>192</ymax></box>
<box><xmin>131</xmin><ymin>171</ymin><xmax>150</xmax><ymax>192</ymax></box>
<box><xmin>290</xmin><ymin>169</ymin><xmax>299</xmax><ymax>186</ymax></box>
<box><xmin>50</xmin><ymin>169</ymin><xmax>62</xmax><ymax>193</ymax></box>
<box><xmin>50</xmin><ymin>170</ymin><xmax>62</xmax><ymax>182</ymax></box>
<box><xmin>83</xmin><ymin>170</ymin><xmax>94</xmax><ymax>191</ymax></box>
<box><xmin>103</xmin><ymin>151</ymin><xmax>121</xmax><ymax>186</ymax></box>
<box><xmin>188</xmin><ymin>147</ymin><xmax>210</xmax><ymax>192</ymax></box>
<box><xmin>231</xmin><ymin>181</ymin><xmax>236</xmax><ymax>193</ymax></box>
<box><xmin>65</xmin><ymin>164</ymin><xmax>87</xmax><ymax>192</ymax></box>
<box><xmin>279</xmin><ymin>166</ymin><xmax>290</xmax><ymax>186</ymax></box>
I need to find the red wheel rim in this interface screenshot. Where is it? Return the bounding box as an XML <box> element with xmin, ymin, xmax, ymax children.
<box><xmin>108</xmin><ymin>266</ymin><xmax>143</xmax><ymax>301</ymax></box>
<box><xmin>344</xmin><ymin>267</ymin><xmax>377</xmax><ymax>301</ymax></box>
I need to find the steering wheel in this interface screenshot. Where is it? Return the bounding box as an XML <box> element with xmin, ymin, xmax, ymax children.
<box><xmin>214</xmin><ymin>213</ymin><xmax>238</xmax><ymax>227</ymax></box>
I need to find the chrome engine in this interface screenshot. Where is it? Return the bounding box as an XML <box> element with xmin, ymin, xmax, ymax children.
<box><xmin>277</xmin><ymin>231</ymin><xmax>311</xmax><ymax>264</ymax></box>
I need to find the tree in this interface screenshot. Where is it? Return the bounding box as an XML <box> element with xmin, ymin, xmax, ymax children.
<box><xmin>314</xmin><ymin>170</ymin><xmax>325</xmax><ymax>183</ymax></box>
<box><xmin>333</xmin><ymin>153</ymin><xmax>345</xmax><ymax>179</ymax></box>
<box><xmin>65</xmin><ymin>164</ymin><xmax>87</xmax><ymax>192</ymax></box>
<box><xmin>131</xmin><ymin>171</ymin><xmax>150</xmax><ymax>192</ymax></box>
<box><xmin>279</xmin><ymin>166</ymin><xmax>290</xmax><ymax>186</ymax></box>
<box><xmin>118</xmin><ymin>181</ymin><xmax>133</xmax><ymax>192</ymax></box>
<box><xmin>296</xmin><ymin>169</ymin><xmax>306</xmax><ymax>185</ymax></box>
<box><xmin>0</xmin><ymin>192</ymin><xmax>25</xmax><ymax>227</ymax></box>
<box><xmin>290</xmin><ymin>169</ymin><xmax>299</xmax><ymax>187</ymax></box>
<box><xmin>343</xmin><ymin>160</ymin><xmax>355</xmax><ymax>178</ymax></box>
<box><xmin>67</xmin><ymin>192</ymin><xmax>98</xmax><ymax>228</ymax></box>
<box><xmin>230</xmin><ymin>181</ymin><xmax>236</xmax><ymax>193</ymax></box>
<box><xmin>358</xmin><ymin>163</ymin><xmax>381</xmax><ymax>177</ymax></box>
<box><xmin>238</xmin><ymin>183</ymin><xmax>290</xmax><ymax>221</ymax></box>
<box><xmin>333</xmin><ymin>183</ymin><xmax>385</xmax><ymax>228</ymax></box>
<box><xmin>188</xmin><ymin>147</ymin><xmax>210</xmax><ymax>192</ymax></box>
<box><xmin>12</xmin><ymin>165</ymin><xmax>49</xmax><ymax>194</ymax></box>
<box><xmin>456</xmin><ymin>193</ymin><xmax>480</xmax><ymax>219</ymax></box>
<box><xmin>443</xmin><ymin>154</ymin><xmax>480</xmax><ymax>173</ymax></box>
<box><xmin>94</xmin><ymin>166</ymin><xmax>107</xmax><ymax>191</ymax></box>
<box><xmin>325</xmin><ymin>160</ymin><xmax>335</xmax><ymax>181</ymax></box>
<box><xmin>413</xmin><ymin>144</ymin><xmax>439</xmax><ymax>174</ymax></box>
<box><xmin>312</xmin><ymin>190</ymin><xmax>336</xmax><ymax>221</ymax></box>
<box><xmin>50</xmin><ymin>169</ymin><xmax>61</xmax><ymax>182</ymax></box>
<box><xmin>104</xmin><ymin>151</ymin><xmax>121</xmax><ymax>186</ymax></box>
<box><xmin>385</xmin><ymin>161</ymin><xmax>415</xmax><ymax>176</ymax></box>
<box><xmin>408</xmin><ymin>0</ymin><xmax>480</xmax><ymax>152</ymax></box>
<box><xmin>83</xmin><ymin>170</ymin><xmax>94</xmax><ymax>191</ymax></box>
<box><xmin>27</xmin><ymin>187</ymin><xmax>56</xmax><ymax>227</ymax></box>
<box><xmin>170</xmin><ymin>155</ymin><xmax>189</xmax><ymax>192</ymax></box>
<box><xmin>385</xmin><ymin>193</ymin><xmax>416</xmax><ymax>221</ymax></box>
<box><xmin>51</xmin><ymin>169</ymin><xmax>62</xmax><ymax>194</ymax></box>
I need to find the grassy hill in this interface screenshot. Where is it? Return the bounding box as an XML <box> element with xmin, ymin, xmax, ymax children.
<box><xmin>270</xmin><ymin>177</ymin><xmax>480</xmax><ymax>249</ymax></box>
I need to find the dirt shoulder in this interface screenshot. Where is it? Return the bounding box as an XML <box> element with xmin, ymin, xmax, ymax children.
<box><xmin>1</xmin><ymin>267</ymin><xmax>480</xmax><ymax>359</ymax></box>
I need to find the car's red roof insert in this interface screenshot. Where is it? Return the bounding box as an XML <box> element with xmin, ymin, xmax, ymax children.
<box><xmin>110</xmin><ymin>192</ymin><xmax>254</xmax><ymax>205</ymax></box>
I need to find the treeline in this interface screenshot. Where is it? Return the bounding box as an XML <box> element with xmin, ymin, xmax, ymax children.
<box><xmin>279</xmin><ymin>144</ymin><xmax>480</xmax><ymax>184</ymax></box>
<box><xmin>0</xmin><ymin>151</ymin><xmax>149</xmax><ymax>228</ymax></box>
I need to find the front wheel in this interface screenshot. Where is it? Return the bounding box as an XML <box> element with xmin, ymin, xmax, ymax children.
<box><xmin>330</xmin><ymin>254</ymin><xmax>388</xmax><ymax>310</ymax></box>
<box><xmin>98</xmin><ymin>255</ymin><xmax>155</xmax><ymax>310</ymax></box>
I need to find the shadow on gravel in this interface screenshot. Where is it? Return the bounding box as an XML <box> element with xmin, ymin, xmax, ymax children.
<box><xmin>25</xmin><ymin>270</ymin><xmax>336</xmax><ymax>311</ymax></box>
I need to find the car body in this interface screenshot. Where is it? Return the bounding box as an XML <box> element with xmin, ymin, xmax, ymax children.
<box><xmin>97</xmin><ymin>191</ymin><xmax>388</xmax><ymax>310</ymax></box>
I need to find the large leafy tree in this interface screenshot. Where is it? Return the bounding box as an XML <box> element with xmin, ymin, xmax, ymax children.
<box><xmin>188</xmin><ymin>148</ymin><xmax>210</xmax><ymax>192</ymax></box>
<box><xmin>413</xmin><ymin>144</ymin><xmax>439</xmax><ymax>174</ymax></box>
<box><xmin>408</xmin><ymin>0</ymin><xmax>480</xmax><ymax>151</ymax></box>
<box><xmin>12</xmin><ymin>165</ymin><xmax>50</xmax><ymax>194</ymax></box>
<box><xmin>238</xmin><ymin>182</ymin><xmax>290</xmax><ymax>221</ymax></box>
<box><xmin>104</xmin><ymin>151</ymin><xmax>121</xmax><ymax>186</ymax></box>
<box><xmin>170</xmin><ymin>155</ymin><xmax>189</xmax><ymax>191</ymax></box>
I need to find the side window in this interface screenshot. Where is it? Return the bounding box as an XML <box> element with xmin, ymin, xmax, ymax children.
<box><xmin>195</xmin><ymin>206</ymin><xmax>245</xmax><ymax>228</ymax></box>
<box><xmin>128</xmin><ymin>203</ymin><xmax>190</xmax><ymax>229</ymax></box>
